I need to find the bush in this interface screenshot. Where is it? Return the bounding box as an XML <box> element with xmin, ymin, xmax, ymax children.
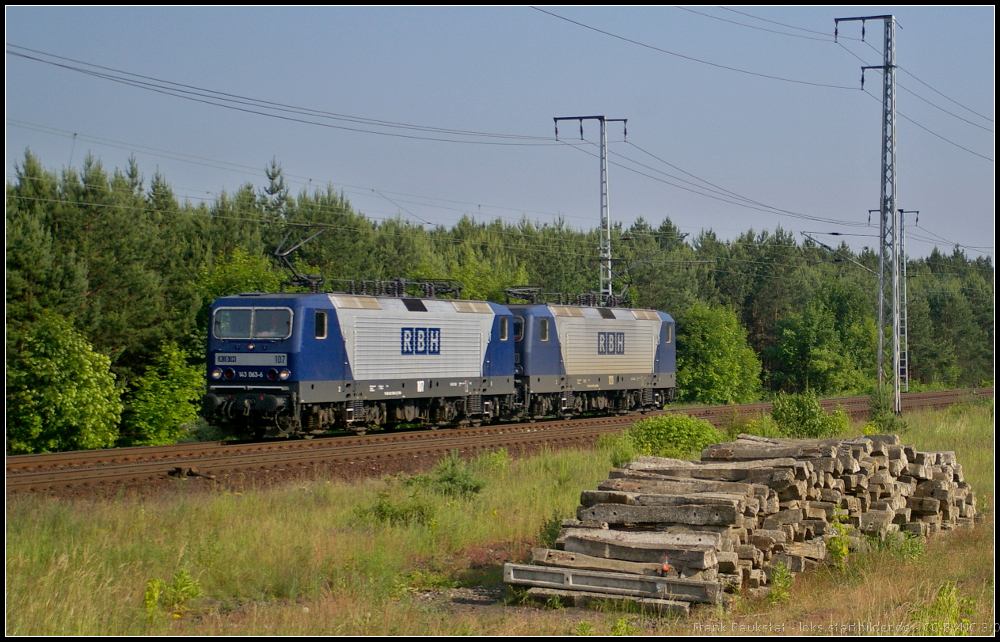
<box><xmin>119</xmin><ymin>342</ymin><xmax>205</xmax><ymax>446</ymax></box>
<box><xmin>867</xmin><ymin>384</ymin><xmax>908</xmax><ymax>434</ymax></box>
<box><xmin>676</xmin><ymin>304</ymin><xmax>762</xmax><ymax>405</ymax></box>
<box><xmin>402</xmin><ymin>450</ymin><xmax>486</xmax><ymax>498</ymax></box>
<box><xmin>771</xmin><ymin>391</ymin><xmax>850</xmax><ymax>438</ymax></box>
<box><xmin>6</xmin><ymin>312</ymin><xmax>122</xmax><ymax>454</ymax></box>
<box><xmin>601</xmin><ymin>414</ymin><xmax>725</xmax><ymax>466</ymax></box>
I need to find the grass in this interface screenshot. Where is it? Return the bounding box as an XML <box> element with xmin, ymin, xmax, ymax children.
<box><xmin>5</xmin><ymin>401</ymin><xmax>994</xmax><ymax>635</ymax></box>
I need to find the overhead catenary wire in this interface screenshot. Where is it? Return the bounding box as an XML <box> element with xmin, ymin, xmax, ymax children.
<box><xmin>5</xmin><ymin>45</ymin><xmax>565</xmax><ymax>147</ymax></box>
<box><xmin>836</xmin><ymin>42</ymin><xmax>994</xmax><ymax>134</ymax></box>
<box><xmin>7</xmin><ymin>119</ymin><xmax>602</xmax><ymax>229</ymax></box>
<box><xmin>529</xmin><ymin>7</ymin><xmax>857</xmax><ymax>90</ymax></box>
<box><xmin>563</xmin><ymin>139</ymin><xmax>869</xmax><ymax>228</ymax></box>
<box><xmin>721</xmin><ymin>8</ymin><xmax>993</xmax><ymax>126</ymax></box>
<box><xmin>676</xmin><ymin>6</ymin><xmax>836</xmax><ymax>42</ymax></box>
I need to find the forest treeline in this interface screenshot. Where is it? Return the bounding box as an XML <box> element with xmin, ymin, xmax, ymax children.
<box><xmin>6</xmin><ymin>152</ymin><xmax>994</xmax><ymax>453</ymax></box>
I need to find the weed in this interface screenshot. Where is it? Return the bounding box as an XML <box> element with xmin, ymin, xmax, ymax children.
<box><xmin>767</xmin><ymin>562</ymin><xmax>794</xmax><ymax>604</ymax></box>
<box><xmin>598</xmin><ymin>431</ymin><xmax>637</xmax><ymax>468</ymax></box>
<box><xmin>611</xmin><ymin>617</ymin><xmax>640</xmax><ymax>636</ymax></box>
<box><xmin>908</xmin><ymin>582</ymin><xmax>977</xmax><ymax>636</ymax></box>
<box><xmin>503</xmin><ymin>585</ymin><xmax>531</xmax><ymax>606</ymax></box>
<box><xmin>434</xmin><ymin>450</ymin><xmax>487</xmax><ymax>497</ymax></box>
<box><xmin>545</xmin><ymin>594</ymin><xmax>564</xmax><ymax>610</ymax></box>
<box><xmin>826</xmin><ymin>509</ymin><xmax>852</xmax><ymax>568</ymax></box>
<box><xmin>143</xmin><ymin>578</ymin><xmax>164</xmax><ymax>618</ymax></box>
<box><xmin>866</xmin><ymin>531</ymin><xmax>925</xmax><ymax>561</ymax></box>
<box><xmin>721</xmin><ymin>407</ymin><xmax>783</xmax><ymax>440</ymax></box>
<box><xmin>473</xmin><ymin>448</ymin><xmax>509</xmax><ymax>474</ymax></box>
<box><xmin>143</xmin><ymin>568</ymin><xmax>202</xmax><ymax>617</ymax></box>
<box><xmin>574</xmin><ymin>620</ymin><xmax>596</xmax><ymax>636</ymax></box>
<box><xmin>395</xmin><ymin>568</ymin><xmax>456</xmax><ymax>594</ymax></box>
<box><xmin>358</xmin><ymin>490</ymin><xmax>436</xmax><ymax>526</ymax></box>
<box><xmin>537</xmin><ymin>511</ymin><xmax>565</xmax><ymax>549</ymax></box>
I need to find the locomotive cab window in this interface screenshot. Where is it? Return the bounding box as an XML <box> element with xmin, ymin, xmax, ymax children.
<box><xmin>499</xmin><ymin>316</ymin><xmax>509</xmax><ymax>341</ymax></box>
<box><xmin>665</xmin><ymin>323</ymin><xmax>673</xmax><ymax>344</ymax></box>
<box><xmin>540</xmin><ymin>318</ymin><xmax>549</xmax><ymax>342</ymax></box>
<box><xmin>514</xmin><ymin>316</ymin><xmax>524</xmax><ymax>342</ymax></box>
<box><xmin>213</xmin><ymin>307</ymin><xmax>293</xmax><ymax>340</ymax></box>
<box><xmin>214</xmin><ymin>308</ymin><xmax>252</xmax><ymax>339</ymax></box>
<box><xmin>315</xmin><ymin>310</ymin><xmax>328</xmax><ymax>339</ymax></box>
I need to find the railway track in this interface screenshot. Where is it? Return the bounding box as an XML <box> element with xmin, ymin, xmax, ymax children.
<box><xmin>6</xmin><ymin>388</ymin><xmax>991</xmax><ymax>495</ymax></box>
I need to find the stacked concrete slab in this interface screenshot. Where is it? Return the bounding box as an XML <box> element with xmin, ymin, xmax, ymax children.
<box><xmin>504</xmin><ymin>434</ymin><xmax>976</xmax><ymax>614</ymax></box>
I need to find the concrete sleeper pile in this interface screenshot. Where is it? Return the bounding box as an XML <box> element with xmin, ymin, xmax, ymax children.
<box><xmin>504</xmin><ymin>434</ymin><xmax>977</xmax><ymax>616</ymax></box>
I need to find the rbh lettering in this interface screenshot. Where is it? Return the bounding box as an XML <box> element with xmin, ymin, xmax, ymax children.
<box><xmin>598</xmin><ymin>331</ymin><xmax>625</xmax><ymax>355</ymax></box>
<box><xmin>401</xmin><ymin>328</ymin><xmax>441</xmax><ymax>355</ymax></box>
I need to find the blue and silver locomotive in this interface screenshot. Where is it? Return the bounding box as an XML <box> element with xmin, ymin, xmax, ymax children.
<box><xmin>202</xmin><ymin>291</ymin><xmax>675</xmax><ymax>437</ymax></box>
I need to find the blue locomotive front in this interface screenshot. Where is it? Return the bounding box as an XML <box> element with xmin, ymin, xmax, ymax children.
<box><xmin>202</xmin><ymin>292</ymin><xmax>516</xmax><ymax>436</ymax></box>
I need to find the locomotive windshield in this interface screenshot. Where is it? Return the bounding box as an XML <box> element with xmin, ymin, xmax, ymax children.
<box><xmin>213</xmin><ymin>307</ymin><xmax>293</xmax><ymax>340</ymax></box>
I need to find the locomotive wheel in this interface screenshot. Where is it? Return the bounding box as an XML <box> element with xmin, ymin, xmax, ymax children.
<box><xmin>354</xmin><ymin>428</ymin><xmax>367</xmax><ymax>436</ymax></box>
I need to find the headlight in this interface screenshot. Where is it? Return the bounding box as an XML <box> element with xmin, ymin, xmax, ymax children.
<box><xmin>279</xmin><ymin>369</ymin><xmax>291</xmax><ymax>381</ymax></box>
<box><xmin>224</xmin><ymin>368</ymin><xmax>236</xmax><ymax>379</ymax></box>
<box><xmin>211</xmin><ymin>368</ymin><xmax>223</xmax><ymax>379</ymax></box>
<box><xmin>267</xmin><ymin>369</ymin><xmax>278</xmax><ymax>380</ymax></box>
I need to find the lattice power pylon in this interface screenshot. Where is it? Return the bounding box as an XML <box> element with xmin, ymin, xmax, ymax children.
<box><xmin>837</xmin><ymin>14</ymin><xmax>901</xmax><ymax>414</ymax></box>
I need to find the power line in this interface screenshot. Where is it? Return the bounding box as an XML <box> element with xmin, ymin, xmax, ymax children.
<box><xmin>860</xmin><ymin>88</ymin><xmax>994</xmax><ymax>162</ymax></box>
<box><xmin>563</xmin><ymin>139</ymin><xmax>869</xmax><ymax>228</ymax></box>
<box><xmin>836</xmin><ymin>42</ymin><xmax>994</xmax><ymax>133</ymax></box>
<box><xmin>898</xmin><ymin>66</ymin><xmax>994</xmax><ymax>124</ymax></box>
<box><xmin>719</xmin><ymin>7</ymin><xmax>861</xmax><ymax>40</ymax></box>
<box><xmin>529</xmin><ymin>7</ymin><xmax>857</xmax><ymax>90</ymax></box>
<box><xmin>7</xmin><ymin>119</ymin><xmax>600</xmax><ymax>228</ymax></box>
<box><xmin>6</xmin><ymin>45</ymin><xmax>566</xmax><ymax>147</ymax></box>
<box><xmin>674</xmin><ymin>6</ymin><xmax>834</xmax><ymax>42</ymax></box>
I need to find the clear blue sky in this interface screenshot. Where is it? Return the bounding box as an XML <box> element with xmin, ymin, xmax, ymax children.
<box><xmin>6</xmin><ymin>6</ymin><xmax>994</xmax><ymax>260</ymax></box>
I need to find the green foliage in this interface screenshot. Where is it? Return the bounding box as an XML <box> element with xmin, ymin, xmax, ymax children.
<box><xmin>357</xmin><ymin>490</ymin><xmax>436</xmax><ymax>526</ymax></box>
<box><xmin>601</xmin><ymin>415</ymin><xmax>725</xmax><ymax>466</ymax></box>
<box><xmin>537</xmin><ymin>511</ymin><xmax>565</xmax><ymax>549</ymax></box>
<box><xmin>769</xmin><ymin>299</ymin><xmax>874</xmax><ymax>395</ymax></box>
<box><xmin>143</xmin><ymin>569</ymin><xmax>203</xmax><ymax>617</ymax></box>
<box><xmin>429</xmin><ymin>450</ymin><xmax>486</xmax><ymax>498</ymax></box>
<box><xmin>402</xmin><ymin>451</ymin><xmax>487</xmax><ymax>498</ymax></box>
<box><xmin>628</xmin><ymin>414</ymin><xmax>725</xmax><ymax>459</ymax></box>
<box><xmin>770</xmin><ymin>391</ymin><xmax>850</xmax><ymax>438</ymax></box>
<box><xmin>574</xmin><ymin>620</ymin><xmax>596</xmax><ymax>636</ymax></box>
<box><xmin>395</xmin><ymin>568</ymin><xmax>456</xmax><ymax>594</ymax></box>
<box><xmin>867</xmin><ymin>384</ymin><xmax>909</xmax><ymax>434</ymax></box>
<box><xmin>610</xmin><ymin>618</ymin><xmax>640</xmax><ymax>636</ymax></box>
<box><xmin>767</xmin><ymin>562</ymin><xmax>794</xmax><ymax>604</ymax></box>
<box><xmin>826</xmin><ymin>509</ymin><xmax>852</xmax><ymax>568</ymax></box>
<box><xmin>598</xmin><ymin>431</ymin><xmax>638</xmax><ymax>469</ymax></box>
<box><xmin>721</xmin><ymin>408</ymin><xmax>783</xmax><ymax>440</ymax></box>
<box><xmin>472</xmin><ymin>448</ymin><xmax>509</xmax><ymax>474</ymax></box>
<box><xmin>6</xmin><ymin>312</ymin><xmax>122</xmax><ymax>454</ymax></box>
<box><xmin>445</xmin><ymin>241</ymin><xmax>529</xmax><ymax>302</ymax></box>
<box><xmin>118</xmin><ymin>342</ymin><xmax>205</xmax><ymax>446</ymax></box>
<box><xmin>865</xmin><ymin>531</ymin><xmax>925</xmax><ymax>561</ymax></box>
<box><xmin>676</xmin><ymin>304</ymin><xmax>762</xmax><ymax>405</ymax></box>
<box><xmin>908</xmin><ymin>582</ymin><xmax>977</xmax><ymax>636</ymax></box>
<box><xmin>197</xmin><ymin>246</ymin><xmax>282</xmax><ymax>301</ymax></box>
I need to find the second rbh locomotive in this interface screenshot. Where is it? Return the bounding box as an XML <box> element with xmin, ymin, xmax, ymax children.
<box><xmin>202</xmin><ymin>292</ymin><xmax>675</xmax><ymax>437</ymax></box>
